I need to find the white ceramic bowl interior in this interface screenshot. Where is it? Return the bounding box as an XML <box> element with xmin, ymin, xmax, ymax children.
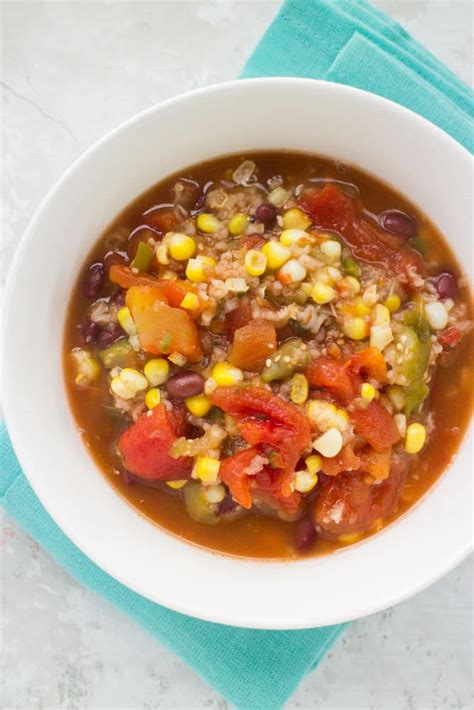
<box><xmin>3</xmin><ymin>79</ymin><xmax>473</xmax><ymax>629</ymax></box>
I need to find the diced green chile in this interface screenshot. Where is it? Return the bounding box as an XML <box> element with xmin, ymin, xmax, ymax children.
<box><xmin>99</xmin><ymin>338</ymin><xmax>135</xmax><ymax>369</ymax></box>
<box><xmin>342</xmin><ymin>256</ymin><xmax>361</xmax><ymax>278</ymax></box>
<box><xmin>184</xmin><ymin>483</ymin><xmax>220</xmax><ymax>525</ymax></box>
<box><xmin>393</xmin><ymin>325</ymin><xmax>430</xmax><ymax>384</ymax></box>
<box><xmin>261</xmin><ymin>338</ymin><xmax>312</xmax><ymax>382</ymax></box>
<box><xmin>130</xmin><ymin>241</ymin><xmax>154</xmax><ymax>272</ymax></box>
<box><xmin>404</xmin><ymin>380</ymin><xmax>429</xmax><ymax>417</ymax></box>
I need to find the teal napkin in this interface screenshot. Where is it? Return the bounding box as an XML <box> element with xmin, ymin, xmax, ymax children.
<box><xmin>2</xmin><ymin>1</ymin><xmax>473</xmax><ymax>707</ymax></box>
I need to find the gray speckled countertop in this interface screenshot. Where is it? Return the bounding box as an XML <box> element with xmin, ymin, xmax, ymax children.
<box><xmin>1</xmin><ymin>2</ymin><xmax>473</xmax><ymax>708</ymax></box>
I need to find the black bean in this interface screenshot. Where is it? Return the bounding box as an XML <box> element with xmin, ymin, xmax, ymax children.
<box><xmin>165</xmin><ymin>371</ymin><xmax>205</xmax><ymax>399</ymax></box>
<box><xmin>111</xmin><ymin>289</ymin><xmax>126</xmax><ymax>308</ymax></box>
<box><xmin>82</xmin><ymin>320</ymin><xmax>101</xmax><ymax>344</ymax></box>
<box><xmin>198</xmin><ymin>329</ymin><xmax>214</xmax><ymax>354</ymax></box>
<box><xmin>255</xmin><ymin>203</ymin><xmax>277</xmax><ymax>227</ymax></box>
<box><xmin>295</xmin><ymin>518</ymin><xmax>317</xmax><ymax>552</ymax></box>
<box><xmin>380</xmin><ymin>210</ymin><xmax>417</xmax><ymax>239</ymax></box>
<box><xmin>97</xmin><ymin>324</ymin><xmax>123</xmax><ymax>349</ymax></box>
<box><xmin>429</xmin><ymin>271</ymin><xmax>458</xmax><ymax>299</ymax></box>
<box><xmin>84</xmin><ymin>262</ymin><xmax>105</xmax><ymax>299</ymax></box>
<box><xmin>104</xmin><ymin>250</ymin><xmax>128</xmax><ymax>274</ymax></box>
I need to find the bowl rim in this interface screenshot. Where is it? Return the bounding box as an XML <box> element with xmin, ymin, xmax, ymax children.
<box><xmin>3</xmin><ymin>77</ymin><xmax>473</xmax><ymax>629</ymax></box>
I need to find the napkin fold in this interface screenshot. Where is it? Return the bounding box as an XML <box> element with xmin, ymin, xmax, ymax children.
<box><xmin>2</xmin><ymin>1</ymin><xmax>473</xmax><ymax>707</ymax></box>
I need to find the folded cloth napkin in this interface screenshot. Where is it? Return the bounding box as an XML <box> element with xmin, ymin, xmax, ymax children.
<box><xmin>2</xmin><ymin>1</ymin><xmax>473</xmax><ymax>708</ymax></box>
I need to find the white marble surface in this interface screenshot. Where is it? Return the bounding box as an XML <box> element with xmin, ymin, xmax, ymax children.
<box><xmin>1</xmin><ymin>1</ymin><xmax>473</xmax><ymax>708</ymax></box>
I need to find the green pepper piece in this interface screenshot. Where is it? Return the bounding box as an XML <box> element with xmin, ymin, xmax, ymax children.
<box><xmin>130</xmin><ymin>241</ymin><xmax>154</xmax><ymax>272</ymax></box>
<box><xmin>261</xmin><ymin>338</ymin><xmax>312</xmax><ymax>383</ymax></box>
<box><xmin>404</xmin><ymin>380</ymin><xmax>429</xmax><ymax>417</ymax></box>
<box><xmin>392</xmin><ymin>325</ymin><xmax>430</xmax><ymax>384</ymax></box>
<box><xmin>99</xmin><ymin>338</ymin><xmax>136</xmax><ymax>369</ymax></box>
<box><xmin>184</xmin><ymin>483</ymin><xmax>220</xmax><ymax>526</ymax></box>
<box><xmin>342</xmin><ymin>256</ymin><xmax>361</xmax><ymax>278</ymax></box>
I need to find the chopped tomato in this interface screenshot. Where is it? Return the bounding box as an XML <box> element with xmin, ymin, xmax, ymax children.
<box><xmin>301</xmin><ymin>185</ymin><xmax>356</xmax><ymax>236</ymax></box>
<box><xmin>229</xmin><ymin>320</ymin><xmax>277</xmax><ymax>372</ymax></box>
<box><xmin>243</xmin><ymin>233</ymin><xmax>266</xmax><ymax>250</ymax></box>
<box><xmin>438</xmin><ymin>326</ymin><xmax>463</xmax><ymax>349</ymax></box>
<box><xmin>321</xmin><ymin>443</ymin><xmax>361</xmax><ymax>476</ymax></box>
<box><xmin>314</xmin><ymin>461</ymin><xmax>403</xmax><ymax>537</ymax></box>
<box><xmin>358</xmin><ymin>446</ymin><xmax>392</xmax><ymax>482</ymax></box>
<box><xmin>347</xmin><ymin>347</ymin><xmax>388</xmax><ymax>384</ymax></box>
<box><xmin>306</xmin><ymin>357</ymin><xmax>357</xmax><ymax>404</ymax></box>
<box><xmin>251</xmin><ymin>466</ymin><xmax>303</xmax><ymax>518</ymax></box>
<box><xmin>219</xmin><ymin>447</ymin><xmax>303</xmax><ymax>516</ymax></box>
<box><xmin>219</xmin><ymin>448</ymin><xmax>256</xmax><ymax>509</ymax></box>
<box><xmin>118</xmin><ymin>404</ymin><xmax>192</xmax><ymax>481</ymax></box>
<box><xmin>110</xmin><ymin>264</ymin><xmax>163</xmax><ymax>290</ymax></box>
<box><xmin>350</xmin><ymin>401</ymin><xmax>400</xmax><ymax>451</ymax></box>
<box><xmin>126</xmin><ymin>286</ymin><xmax>203</xmax><ymax>361</ymax></box>
<box><xmin>299</xmin><ymin>186</ymin><xmax>425</xmax><ymax>285</ymax></box>
<box><xmin>209</xmin><ymin>386</ymin><xmax>311</xmax><ymax>496</ymax></box>
<box><xmin>225</xmin><ymin>303</ymin><xmax>253</xmax><ymax>336</ymax></box>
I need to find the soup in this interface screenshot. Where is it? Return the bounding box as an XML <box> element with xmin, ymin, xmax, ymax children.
<box><xmin>64</xmin><ymin>152</ymin><xmax>473</xmax><ymax>559</ymax></box>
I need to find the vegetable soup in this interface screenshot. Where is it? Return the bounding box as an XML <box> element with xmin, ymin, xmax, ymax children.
<box><xmin>64</xmin><ymin>152</ymin><xmax>473</xmax><ymax>559</ymax></box>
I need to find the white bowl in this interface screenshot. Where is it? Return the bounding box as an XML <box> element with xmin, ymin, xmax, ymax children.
<box><xmin>3</xmin><ymin>78</ymin><xmax>473</xmax><ymax>629</ymax></box>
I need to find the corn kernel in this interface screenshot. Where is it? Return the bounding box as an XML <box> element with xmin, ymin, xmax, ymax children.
<box><xmin>211</xmin><ymin>362</ymin><xmax>243</xmax><ymax>387</ymax></box>
<box><xmin>338</xmin><ymin>532</ymin><xmax>362</xmax><ymax>544</ymax></box>
<box><xmin>343</xmin><ymin>317</ymin><xmax>368</xmax><ymax>340</ymax></box>
<box><xmin>71</xmin><ymin>348</ymin><xmax>100</xmax><ymax>387</ymax></box>
<box><xmin>192</xmin><ymin>456</ymin><xmax>221</xmax><ymax>483</ymax></box>
<box><xmin>338</xmin><ymin>276</ymin><xmax>361</xmax><ymax>298</ymax></box>
<box><xmin>245</xmin><ymin>249</ymin><xmax>267</xmax><ymax>276</ymax></box>
<box><xmin>290</xmin><ymin>373</ymin><xmax>309</xmax><ymax>405</ymax></box>
<box><xmin>313</xmin><ymin>428</ymin><xmax>343</xmax><ymax>458</ymax></box>
<box><xmin>144</xmin><ymin>358</ymin><xmax>169</xmax><ymax>386</ymax></box>
<box><xmin>355</xmin><ymin>298</ymin><xmax>371</xmax><ymax>316</ymax></box>
<box><xmin>277</xmin><ymin>258</ymin><xmax>307</xmax><ymax>285</ymax></box>
<box><xmin>370</xmin><ymin>323</ymin><xmax>393</xmax><ymax>351</ymax></box>
<box><xmin>180</xmin><ymin>292</ymin><xmax>200</xmax><ymax>311</ymax></box>
<box><xmin>361</xmin><ymin>383</ymin><xmax>376</xmax><ymax>401</ymax></box>
<box><xmin>387</xmin><ymin>385</ymin><xmax>405</xmax><ymax>411</ymax></box>
<box><xmin>294</xmin><ymin>470</ymin><xmax>318</xmax><ymax>493</ymax></box>
<box><xmin>166</xmin><ymin>480</ymin><xmax>188</xmax><ymax>490</ymax></box>
<box><xmin>279</xmin><ymin>228</ymin><xmax>310</xmax><ymax>247</ymax></box>
<box><xmin>282</xmin><ymin>207</ymin><xmax>311</xmax><ymax>230</ymax></box>
<box><xmin>168</xmin><ymin>351</ymin><xmax>187</xmax><ymax>366</ymax></box>
<box><xmin>197</xmin><ymin>213</ymin><xmax>222</xmax><ymax>234</ymax></box>
<box><xmin>372</xmin><ymin>304</ymin><xmax>391</xmax><ymax>325</ymax></box>
<box><xmin>327</xmin><ymin>267</ymin><xmax>343</xmax><ymax>282</ymax></box>
<box><xmin>185</xmin><ymin>393</ymin><xmax>212</xmax><ymax>417</ymax></box>
<box><xmin>185</xmin><ymin>255</ymin><xmax>216</xmax><ymax>282</ymax></box>
<box><xmin>320</xmin><ymin>239</ymin><xmax>342</xmax><ymax>262</ymax></box>
<box><xmin>228</xmin><ymin>213</ymin><xmax>249</xmax><ymax>235</ymax></box>
<box><xmin>156</xmin><ymin>242</ymin><xmax>169</xmax><ymax>265</ymax></box>
<box><xmin>268</xmin><ymin>186</ymin><xmax>288</xmax><ymax>207</ymax></box>
<box><xmin>117</xmin><ymin>306</ymin><xmax>137</xmax><ymax>336</ymax></box>
<box><xmin>111</xmin><ymin>368</ymin><xmax>148</xmax><ymax>400</ymax></box>
<box><xmin>307</xmin><ymin>400</ymin><xmax>348</xmax><ymax>432</ymax></box>
<box><xmin>145</xmin><ymin>387</ymin><xmax>161</xmax><ymax>409</ymax></box>
<box><xmin>311</xmin><ymin>282</ymin><xmax>336</xmax><ymax>305</ymax></box>
<box><xmin>305</xmin><ymin>454</ymin><xmax>322</xmax><ymax>475</ymax></box>
<box><xmin>167</xmin><ymin>232</ymin><xmax>196</xmax><ymax>261</ymax></box>
<box><xmin>405</xmin><ymin>422</ymin><xmax>426</xmax><ymax>454</ymax></box>
<box><xmin>425</xmin><ymin>301</ymin><xmax>449</xmax><ymax>330</ymax></box>
<box><xmin>384</xmin><ymin>294</ymin><xmax>401</xmax><ymax>313</ymax></box>
<box><xmin>161</xmin><ymin>269</ymin><xmax>177</xmax><ymax>281</ymax></box>
<box><xmin>203</xmin><ymin>484</ymin><xmax>226</xmax><ymax>503</ymax></box>
<box><xmin>261</xmin><ymin>240</ymin><xmax>291</xmax><ymax>269</ymax></box>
